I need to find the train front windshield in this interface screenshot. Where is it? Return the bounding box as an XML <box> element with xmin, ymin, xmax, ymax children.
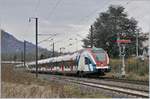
<box><xmin>92</xmin><ymin>48</ymin><xmax>106</xmax><ymax>61</ymax></box>
<box><xmin>95</xmin><ymin>53</ymin><xmax>106</xmax><ymax>61</ymax></box>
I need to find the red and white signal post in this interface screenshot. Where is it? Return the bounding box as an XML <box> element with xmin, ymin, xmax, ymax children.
<box><xmin>116</xmin><ymin>36</ymin><xmax>131</xmax><ymax>77</ymax></box>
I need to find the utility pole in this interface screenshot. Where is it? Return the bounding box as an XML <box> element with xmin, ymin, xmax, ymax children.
<box><xmin>24</xmin><ymin>40</ymin><xmax>26</xmax><ymax>67</ymax></box>
<box><xmin>35</xmin><ymin>18</ymin><xmax>38</xmax><ymax>78</ymax></box>
<box><xmin>29</xmin><ymin>17</ymin><xmax>38</xmax><ymax>78</ymax></box>
<box><xmin>59</xmin><ymin>48</ymin><xmax>61</xmax><ymax>55</ymax></box>
<box><xmin>60</xmin><ymin>47</ymin><xmax>65</xmax><ymax>55</ymax></box>
<box><xmin>90</xmin><ymin>25</ymin><xmax>93</xmax><ymax>48</ymax></box>
<box><xmin>52</xmin><ymin>42</ymin><xmax>55</xmax><ymax>57</ymax></box>
<box><xmin>21</xmin><ymin>51</ymin><xmax>23</xmax><ymax>62</ymax></box>
<box><xmin>136</xmin><ymin>33</ymin><xmax>139</xmax><ymax>57</ymax></box>
<box><xmin>75</xmin><ymin>38</ymin><xmax>78</xmax><ymax>51</ymax></box>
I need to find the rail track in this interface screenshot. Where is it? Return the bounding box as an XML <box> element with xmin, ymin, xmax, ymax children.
<box><xmin>39</xmin><ymin>74</ymin><xmax>149</xmax><ymax>98</ymax></box>
<box><xmin>66</xmin><ymin>73</ymin><xmax>149</xmax><ymax>85</ymax></box>
<box><xmin>96</xmin><ymin>76</ymin><xmax>149</xmax><ymax>85</ymax></box>
<box><xmin>29</xmin><ymin>70</ymin><xmax>149</xmax><ymax>86</ymax></box>
<box><xmin>13</xmin><ymin>67</ymin><xmax>149</xmax><ymax>98</ymax></box>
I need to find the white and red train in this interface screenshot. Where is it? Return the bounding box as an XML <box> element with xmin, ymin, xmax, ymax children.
<box><xmin>18</xmin><ymin>47</ymin><xmax>111</xmax><ymax>76</ymax></box>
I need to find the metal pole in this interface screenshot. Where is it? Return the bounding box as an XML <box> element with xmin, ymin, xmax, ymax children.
<box><xmin>29</xmin><ymin>17</ymin><xmax>39</xmax><ymax>78</ymax></box>
<box><xmin>136</xmin><ymin>33</ymin><xmax>139</xmax><ymax>57</ymax></box>
<box><xmin>117</xmin><ymin>34</ymin><xmax>122</xmax><ymax>76</ymax></box>
<box><xmin>75</xmin><ymin>38</ymin><xmax>78</xmax><ymax>51</ymax></box>
<box><xmin>24</xmin><ymin>40</ymin><xmax>26</xmax><ymax>67</ymax></box>
<box><xmin>52</xmin><ymin>42</ymin><xmax>55</xmax><ymax>57</ymax></box>
<box><xmin>21</xmin><ymin>51</ymin><xmax>23</xmax><ymax>62</ymax></box>
<box><xmin>121</xmin><ymin>44</ymin><xmax>126</xmax><ymax>77</ymax></box>
<box><xmin>90</xmin><ymin>25</ymin><xmax>93</xmax><ymax>48</ymax></box>
<box><xmin>60</xmin><ymin>48</ymin><xmax>61</xmax><ymax>55</ymax></box>
<box><xmin>35</xmin><ymin>18</ymin><xmax>38</xmax><ymax>78</ymax></box>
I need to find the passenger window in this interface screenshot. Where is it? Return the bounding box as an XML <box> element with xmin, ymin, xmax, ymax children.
<box><xmin>85</xmin><ymin>57</ymin><xmax>91</xmax><ymax>65</ymax></box>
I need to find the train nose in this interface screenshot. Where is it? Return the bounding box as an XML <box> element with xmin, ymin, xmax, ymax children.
<box><xmin>96</xmin><ymin>61</ymin><xmax>105</xmax><ymax>67</ymax></box>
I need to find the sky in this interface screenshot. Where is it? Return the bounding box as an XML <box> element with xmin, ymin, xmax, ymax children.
<box><xmin>0</xmin><ymin>0</ymin><xmax>150</xmax><ymax>52</ymax></box>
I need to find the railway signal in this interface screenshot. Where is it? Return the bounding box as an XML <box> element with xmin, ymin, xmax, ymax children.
<box><xmin>116</xmin><ymin>34</ymin><xmax>131</xmax><ymax>78</ymax></box>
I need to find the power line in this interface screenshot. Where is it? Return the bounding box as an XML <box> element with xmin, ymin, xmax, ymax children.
<box><xmin>42</xmin><ymin>0</ymin><xmax>109</xmax><ymax>44</ymax></box>
<box><xmin>38</xmin><ymin>33</ymin><xmax>56</xmax><ymax>36</ymax></box>
<box><xmin>38</xmin><ymin>33</ymin><xmax>59</xmax><ymax>44</ymax></box>
<box><xmin>60</xmin><ymin>0</ymin><xmax>111</xmax><ymax>42</ymax></box>
<box><xmin>63</xmin><ymin>0</ymin><xmax>113</xmax><ymax>51</ymax></box>
<box><xmin>50</xmin><ymin>37</ymin><xmax>78</xmax><ymax>52</ymax></box>
<box><xmin>24</xmin><ymin>0</ymin><xmax>41</xmax><ymax>44</ymax></box>
<box><xmin>38</xmin><ymin>36</ymin><xmax>53</xmax><ymax>44</ymax></box>
<box><xmin>34</xmin><ymin>0</ymin><xmax>62</xmax><ymax>46</ymax></box>
<box><xmin>39</xmin><ymin>0</ymin><xmax>111</xmax><ymax>52</ymax></box>
<box><xmin>77</xmin><ymin>0</ymin><xmax>111</xmax><ymax>25</ymax></box>
<box><xmin>34</xmin><ymin>0</ymin><xmax>41</xmax><ymax>17</ymax></box>
<box><xmin>49</xmin><ymin>39</ymin><xmax>63</xmax><ymax>46</ymax></box>
<box><xmin>45</xmin><ymin>0</ymin><xmax>62</xmax><ymax>20</ymax></box>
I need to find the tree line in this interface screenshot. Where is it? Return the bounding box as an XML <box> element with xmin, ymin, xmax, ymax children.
<box><xmin>82</xmin><ymin>5</ymin><xmax>148</xmax><ymax>58</ymax></box>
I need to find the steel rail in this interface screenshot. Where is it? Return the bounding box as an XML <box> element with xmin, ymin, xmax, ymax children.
<box><xmin>54</xmin><ymin>75</ymin><xmax>148</xmax><ymax>93</ymax></box>
<box><xmin>49</xmin><ymin>75</ymin><xmax>149</xmax><ymax>98</ymax></box>
<box><xmin>97</xmin><ymin>77</ymin><xmax>149</xmax><ymax>86</ymax></box>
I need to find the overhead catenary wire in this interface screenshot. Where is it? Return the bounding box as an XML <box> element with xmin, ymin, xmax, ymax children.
<box><xmin>40</xmin><ymin>0</ymin><xmax>110</xmax><ymax>50</ymax></box>
<box><xmin>60</xmin><ymin>0</ymin><xmax>112</xmax><ymax>41</ymax></box>
<box><xmin>35</xmin><ymin>0</ymin><xmax>62</xmax><ymax>46</ymax></box>
<box><xmin>58</xmin><ymin>40</ymin><xmax>79</xmax><ymax>53</ymax></box>
<box><xmin>24</xmin><ymin>0</ymin><xmax>41</xmax><ymax>44</ymax></box>
<box><xmin>54</xmin><ymin>0</ymin><xmax>111</xmax><ymax>52</ymax></box>
<box><xmin>45</xmin><ymin>0</ymin><xmax>62</xmax><ymax>20</ymax></box>
<box><xmin>64</xmin><ymin>0</ymin><xmax>132</xmax><ymax>51</ymax></box>
<box><xmin>49</xmin><ymin>37</ymin><xmax>79</xmax><ymax>52</ymax></box>
<box><xmin>38</xmin><ymin>36</ymin><xmax>53</xmax><ymax>44</ymax></box>
<box><xmin>34</xmin><ymin>0</ymin><xmax>41</xmax><ymax>17</ymax></box>
<box><xmin>39</xmin><ymin>0</ymin><xmax>129</xmax><ymax>52</ymax></box>
<box><xmin>40</xmin><ymin>0</ymin><xmax>111</xmax><ymax>52</ymax></box>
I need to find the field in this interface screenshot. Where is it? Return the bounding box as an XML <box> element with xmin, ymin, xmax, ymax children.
<box><xmin>1</xmin><ymin>57</ymin><xmax>149</xmax><ymax>97</ymax></box>
<box><xmin>105</xmin><ymin>57</ymin><xmax>149</xmax><ymax>81</ymax></box>
<box><xmin>1</xmin><ymin>63</ymin><xmax>108</xmax><ymax>98</ymax></box>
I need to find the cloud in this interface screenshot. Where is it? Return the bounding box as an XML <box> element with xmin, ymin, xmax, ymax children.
<box><xmin>109</xmin><ymin>0</ymin><xmax>150</xmax><ymax>32</ymax></box>
<box><xmin>1</xmin><ymin>0</ymin><xmax>150</xmax><ymax>52</ymax></box>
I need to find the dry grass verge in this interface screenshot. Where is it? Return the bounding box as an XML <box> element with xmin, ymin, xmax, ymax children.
<box><xmin>106</xmin><ymin>58</ymin><xmax>149</xmax><ymax>81</ymax></box>
<box><xmin>1</xmin><ymin>63</ymin><xmax>108</xmax><ymax>98</ymax></box>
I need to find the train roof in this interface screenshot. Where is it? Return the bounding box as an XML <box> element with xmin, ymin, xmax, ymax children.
<box><xmin>27</xmin><ymin>52</ymin><xmax>78</xmax><ymax>65</ymax></box>
<box><xmin>26</xmin><ymin>47</ymin><xmax>105</xmax><ymax>66</ymax></box>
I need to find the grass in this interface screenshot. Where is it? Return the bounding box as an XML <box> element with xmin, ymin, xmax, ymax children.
<box><xmin>1</xmin><ymin>63</ymin><xmax>108</xmax><ymax>98</ymax></box>
<box><xmin>106</xmin><ymin>57</ymin><xmax>149</xmax><ymax>81</ymax></box>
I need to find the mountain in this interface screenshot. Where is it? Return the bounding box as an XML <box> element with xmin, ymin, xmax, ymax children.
<box><xmin>1</xmin><ymin>30</ymin><xmax>52</xmax><ymax>61</ymax></box>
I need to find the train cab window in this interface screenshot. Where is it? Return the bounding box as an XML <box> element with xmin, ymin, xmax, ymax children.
<box><xmin>85</xmin><ymin>57</ymin><xmax>91</xmax><ymax>65</ymax></box>
<box><xmin>96</xmin><ymin>53</ymin><xmax>106</xmax><ymax>61</ymax></box>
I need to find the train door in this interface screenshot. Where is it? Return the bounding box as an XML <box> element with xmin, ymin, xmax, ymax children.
<box><xmin>78</xmin><ymin>54</ymin><xmax>85</xmax><ymax>71</ymax></box>
<box><xmin>85</xmin><ymin>57</ymin><xmax>93</xmax><ymax>72</ymax></box>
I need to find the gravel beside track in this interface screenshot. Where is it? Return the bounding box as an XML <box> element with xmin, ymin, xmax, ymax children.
<box><xmin>38</xmin><ymin>74</ymin><xmax>149</xmax><ymax>98</ymax></box>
